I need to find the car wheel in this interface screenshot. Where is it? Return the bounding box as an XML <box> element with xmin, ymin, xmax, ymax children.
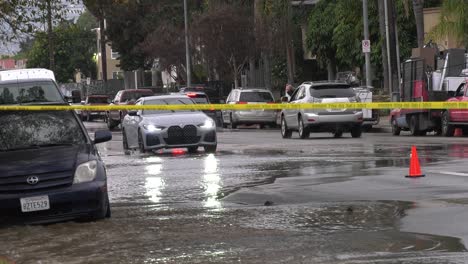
<box><xmin>391</xmin><ymin>118</ymin><xmax>401</xmax><ymax>136</ymax></box>
<box><xmin>351</xmin><ymin>125</ymin><xmax>362</xmax><ymax>138</ymax></box>
<box><xmin>298</xmin><ymin>117</ymin><xmax>310</xmax><ymax>139</ymax></box>
<box><xmin>138</xmin><ymin>130</ymin><xmax>146</xmax><ymax>153</ymax></box>
<box><xmin>122</xmin><ymin>129</ymin><xmax>130</xmax><ymax>155</ymax></box>
<box><xmin>230</xmin><ymin>114</ymin><xmax>237</xmax><ymax>129</ymax></box>
<box><xmin>281</xmin><ymin>116</ymin><xmax>292</xmax><ymax>139</ymax></box>
<box><xmin>333</xmin><ymin>130</ymin><xmax>343</xmax><ymax>138</ymax></box>
<box><xmin>204</xmin><ymin>145</ymin><xmax>217</xmax><ymax>153</ymax></box>
<box><xmin>88</xmin><ymin>193</ymin><xmax>110</xmax><ymax>221</ymax></box>
<box><xmin>187</xmin><ymin>146</ymin><xmax>198</xmax><ymax>153</ymax></box>
<box><xmin>409</xmin><ymin>115</ymin><xmax>421</xmax><ymax>136</ymax></box>
<box><xmin>441</xmin><ymin>111</ymin><xmax>454</xmax><ymax>137</ymax></box>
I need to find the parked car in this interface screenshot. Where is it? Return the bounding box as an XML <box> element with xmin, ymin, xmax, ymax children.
<box><xmin>81</xmin><ymin>95</ymin><xmax>110</xmax><ymax>121</ymax></box>
<box><xmin>176</xmin><ymin>90</ymin><xmax>223</xmax><ymax>127</ymax></box>
<box><xmin>106</xmin><ymin>89</ymin><xmax>154</xmax><ymax>129</ymax></box>
<box><xmin>121</xmin><ymin>95</ymin><xmax>217</xmax><ymax>154</ymax></box>
<box><xmin>280</xmin><ymin>81</ymin><xmax>363</xmax><ymax>139</ymax></box>
<box><xmin>0</xmin><ymin>109</ymin><xmax>112</xmax><ymax>224</ymax></box>
<box><xmin>0</xmin><ymin>68</ymin><xmax>65</xmax><ymax>105</ymax></box>
<box><xmin>222</xmin><ymin>88</ymin><xmax>277</xmax><ymax>128</ymax></box>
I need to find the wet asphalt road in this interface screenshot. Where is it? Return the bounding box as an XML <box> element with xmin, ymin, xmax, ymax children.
<box><xmin>2</xmin><ymin>121</ymin><xmax>468</xmax><ymax>263</ymax></box>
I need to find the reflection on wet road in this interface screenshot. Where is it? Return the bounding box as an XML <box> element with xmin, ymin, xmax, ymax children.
<box><xmin>2</xmin><ymin>122</ymin><xmax>468</xmax><ymax>263</ymax></box>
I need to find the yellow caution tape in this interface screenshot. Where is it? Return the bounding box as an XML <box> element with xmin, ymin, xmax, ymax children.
<box><xmin>0</xmin><ymin>102</ymin><xmax>467</xmax><ymax>111</ymax></box>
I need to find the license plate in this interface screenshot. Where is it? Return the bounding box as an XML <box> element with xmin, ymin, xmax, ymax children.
<box><xmin>20</xmin><ymin>196</ymin><xmax>50</xmax><ymax>212</ymax></box>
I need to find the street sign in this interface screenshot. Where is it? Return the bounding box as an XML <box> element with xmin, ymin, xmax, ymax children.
<box><xmin>86</xmin><ymin>77</ymin><xmax>91</xmax><ymax>85</ymax></box>
<box><xmin>362</xmin><ymin>40</ymin><xmax>371</xmax><ymax>53</ymax></box>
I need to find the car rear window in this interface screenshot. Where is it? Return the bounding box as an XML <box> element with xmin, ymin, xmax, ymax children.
<box><xmin>121</xmin><ymin>91</ymin><xmax>153</xmax><ymax>102</ymax></box>
<box><xmin>0</xmin><ymin>111</ymin><xmax>86</xmax><ymax>151</ymax></box>
<box><xmin>310</xmin><ymin>87</ymin><xmax>355</xmax><ymax>98</ymax></box>
<box><xmin>239</xmin><ymin>91</ymin><xmax>273</xmax><ymax>102</ymax></box>
<box><xmin>88</xmin><ymin>97</ymin><xmax>109</xmax><ymax>104</ymax></box>
<box><xmin>0</xmin><ymin>81</ymin><xmax>64</xmax><ymax>104</ymax></box>
<box><xmin>186</xmin><ymin>94</ymin><xmax>209</xmax><ymax>104</ymax></box>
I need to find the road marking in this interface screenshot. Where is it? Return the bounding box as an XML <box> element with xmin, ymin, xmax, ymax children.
<box><xmin>429</xmin><ymin>170</ymin><xmax>468</xmax><ymax>177</ymax></box>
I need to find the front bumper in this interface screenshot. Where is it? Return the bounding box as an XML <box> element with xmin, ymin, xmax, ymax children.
<box><xmin>0</xmin><ymin>181</ymin><xmax>107</xmax><ymax>225</ymax></box>
<box><xmin>142</xmin><ymin>127</ymin><xmax>217</xmax><ymax>150</ymax></box>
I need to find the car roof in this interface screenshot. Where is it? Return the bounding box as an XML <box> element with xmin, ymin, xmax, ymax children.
<box><xmin>0</xmin><ymin>68</ymin><xmax>56</xmax><ymax>82</ymax></box>
<box><xmin>302</xmin><ymin>81</ymin><xmax>350</xmax><ymax>87</ymax></box>
<box><xmin>141</xmin><ymin>94</ymin><xmax>190</xmax><ymax>101</ymax></box>
<box><xmin>0</xmin><ymin>78</ymin><xmax>56</xmax><ymax>85</ymax></box>
<box><xmin>121</xmin><ymin>89</ymin><xmax>153</xmax><ymax>93</ymax></box>
<box><xmin>233</xmin><ymin>88</ymin><xmax>272</xmax><ymax>92</ymax></box>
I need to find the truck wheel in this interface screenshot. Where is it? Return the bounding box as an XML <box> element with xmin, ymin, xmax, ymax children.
<box><xmin>441</xmin><ymin>111</ymin><xmax>454</xmax><ymax>137</ymax></box>
<box><xmin>409</xmin><ymin>115</ymin><xmax>420</xmax><ymax>136</ymax></box>
<box><xmin>391</xmin><ymin>118</ymin><xmax>401</xmax><ymax>136</ymax></box>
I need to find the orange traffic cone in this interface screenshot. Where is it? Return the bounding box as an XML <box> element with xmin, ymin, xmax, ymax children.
<box><xmin>406</xmin><ymin>146</ymin><xmax>425</xmax><ymax>178</ymax></box>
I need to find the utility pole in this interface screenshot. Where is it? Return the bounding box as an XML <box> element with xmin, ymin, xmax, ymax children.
<box><xmin>46</xmin><ymin>0</ymin><xmax>55</xmax><ymax>72</ymax></box>
<box><xmin>184</xmin><ymin>0</ymin><xmax>191</xmax><ymax>87</ymax></box>
<box><xmin>384</xmin><ymin>0</ymin><xmax>393</xmax><ymax>95</ymax></box>
<box><xmin>362</xmin><ymin>0</ymin><xmax>372</xmax><ymax>87</ymax></box>
<box><xmin>99</xmin><ymin>18</ymin><xmax>108</xmax><ymax>82</ymax></box>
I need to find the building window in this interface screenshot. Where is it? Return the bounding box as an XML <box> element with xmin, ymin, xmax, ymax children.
<box><xmin>112</xmin><ymin>71</ymin><xmax>123</xmax><ymax>79</ymax></box>
<box><xmin>111</xmin><ymin>49</ymin><xmax>119</xmax><ymax>60</ymax></box>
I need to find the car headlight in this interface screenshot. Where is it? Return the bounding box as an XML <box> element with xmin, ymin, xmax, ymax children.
<box><xmin>143</xmin><ymin>124</ymin><xmax>164</xmax><ymax>132</ymax></box>
<box><xmin>200</xmin><ymin>119</ymin><xmax>215</xmax><ymax>129</ymax></box>
<box><xmin>73</xmin><ymin>160</ymin><xmax>97</xmax><ymax>184</ymax></box>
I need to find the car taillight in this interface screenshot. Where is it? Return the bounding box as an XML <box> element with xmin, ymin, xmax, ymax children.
<box><xmin>236</xmin><ymin>101</ymin><xmax>248</xmax><ymax>104</ymax></box>
<box><xmin>187</xmin><ymin>93</ymin><xmax>197</xmax><ymax>98</ymax></box>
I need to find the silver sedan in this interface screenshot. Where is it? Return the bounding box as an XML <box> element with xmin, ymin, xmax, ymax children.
<box><xmin>121</xmin><ymin>95</ymin><xmax>217</xmax><ymax>153</ymax></box>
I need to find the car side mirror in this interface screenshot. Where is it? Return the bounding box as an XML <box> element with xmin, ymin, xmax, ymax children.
<box><xmin>128</xmin><ymin>110</ymin><xmax>138</xmax><ymax>116</ymax></box>
<box><xmin>94</xmin><ymin>130</ymin><xmax>112</xmax><ymax>144</ymax></box>
<box><xmin>281</xmin><ymin>96</ymin><xmax>289</xmax><ymax>102</ymax></box>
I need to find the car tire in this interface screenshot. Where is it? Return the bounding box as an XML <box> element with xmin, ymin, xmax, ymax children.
<box><xmin>409</xmin><ymin>115</ymin><xmax>420</xmax><ymax>136</ymax></box>
<box><xmin>351</xmin><ymin>125</ymin><xmax>362</xmax><ymax>138</ymax></box>
<box><xmin>391</xmin><ymin>118</ymin><xmax>401</xmax><ymax>136</ymax></box>
<box><xmin>88</xmin><ymin>193</ymin><xmax>110</xmax><ymax>221</ymax></box>
<box><xmin>204</xmin><ymin>145</ymin><xmax>217</xmax><ymax>153</ymax></box>
<box><xmin>187</xmin><ymin>146</ymin><xmax>198</xmax><ymax>153</ymax></box>
<box><xmin>230</xmin><ymin>115</ymin><xmax>237</xmax><ymax>129</ymax></box>
<box><xmin>298</xmin><ymin>117</ymin><xmax>310</xmax><ymax>139</ymax></box>
<box><xmin>333</xmin><ymin>130</ymin><xmax>343</xmax><ymax>138</ymax></box>
<box><xmin>138</xmin><ymin>130</ymin><xmax>146</xmax><ymax>153</ymax></box>
<box><xmin>122</xmin><ymin>129</ymin><xmax>130</xmax><ymax>155</ymax></box>
<box><xmin>441</xmin><ymin>111</ymin><xmax>454</xmax><ymax>137</ymax></box>
<box><xmin>281</xmin><ymin>116</ymin><xmax>292</xmax><ymax>139</ymax></box>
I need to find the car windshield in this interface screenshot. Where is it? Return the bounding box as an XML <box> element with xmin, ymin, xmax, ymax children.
<box><xmin>0</xmin><ymin>81</ymin><xmax>64</xmax><ymax>104</ymax></box>
<box><xmin>142</xmin><ymin>98</ymin><xmax>196</xmax><ymax>115</ymax></box>
<box><xmin>239</xmin><ymin>92</ymin><xmax>273</xmax><ymax>102</ymax></box>
<box><xmin>121</xmin><ymin>92</ymin><xmax>153</xmax><ymax>102</ymax></box>
<box><xmin>88</xmin><ymin>97</ymin><xmax>109</xmax><ymax>104</ymax></box>
<box><xmin>310</xmin><ymin>87</ymin><xmax>355</xmax><ymax>98</ymax></box>
<box><xmin>0</xmin><ymin>111</ymin><xmax>86</xmax><ymax>151</ymax></box>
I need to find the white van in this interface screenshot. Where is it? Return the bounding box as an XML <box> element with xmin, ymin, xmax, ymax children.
<box><xmin>0</xmin><ymin>68</ymin><xmax>66</xmax><ymax>104</ymax></box>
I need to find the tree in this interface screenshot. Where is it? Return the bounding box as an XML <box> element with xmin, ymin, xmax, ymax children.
<box><xmin>429</xmin><ymin>0</ymin><xmax>468</xmax><ymax>47</ymax></box>
<box><xmin>306</xmin><ymin>0</ymin><xmax>338</xmax><ymax>80</ymax></box>
<box><xmin>192</xmin><ymin>3</ymin><xmax>255</xmax><ymax>88</ymax></box>
<box><xmin>27</xmin><ymin>23</ymin><xmax>97</xmax><ymax>83</ymax></box>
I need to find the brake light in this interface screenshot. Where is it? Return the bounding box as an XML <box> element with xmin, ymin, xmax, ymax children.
<box><xmin>236</xmin><ymin>101</ymin><xmax>248</xmax><ymax>104</ymax></box>
<box><xmin>187</xmin><ymin>93</ymin><xmax>197</xmax><ymax>97</ymax></box>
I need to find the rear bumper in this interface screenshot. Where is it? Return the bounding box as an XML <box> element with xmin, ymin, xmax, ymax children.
<box><xmin>0</xmin><ymin>181</ymin><xmax>107</xmax><ymax>225</ymax></box>
<box><xmin>304</xmin><ymin>112</ymin><xmax>363</xmax><ymax>126</ymax></box>
<box><xmin>232</xmin><ymin>111</ymin><xmax>277</xmax><ymax>124</ymax></box>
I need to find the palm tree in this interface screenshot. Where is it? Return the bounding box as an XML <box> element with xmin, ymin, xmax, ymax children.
<box><xmin>429</xmin><ymin>0</ymin><xmax>468</xmax><ymax>47</ymax></box>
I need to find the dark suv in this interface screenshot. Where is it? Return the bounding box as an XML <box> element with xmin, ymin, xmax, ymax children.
<box><xmin>0</xmin><ymin>110</ymin><xmax>112</xmax><ymax>224</ymax></box>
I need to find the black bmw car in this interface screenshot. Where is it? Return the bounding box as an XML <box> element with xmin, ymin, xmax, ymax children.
<box><xmin>0</xmin><ymin>109</ymin><xmax>112</xmax><ymax>224</ymax></box>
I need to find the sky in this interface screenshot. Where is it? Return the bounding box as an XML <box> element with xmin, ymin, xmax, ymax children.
<box><xmin>0</xmin><ymin>1</ymin><xmax>85</xmax><ymax>55</ymax></box>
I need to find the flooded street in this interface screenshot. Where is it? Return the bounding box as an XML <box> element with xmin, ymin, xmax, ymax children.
<box><xmin>2</xmin><ymin>122</ymin><xmax>468</xmax><ymax>263</ymax></box>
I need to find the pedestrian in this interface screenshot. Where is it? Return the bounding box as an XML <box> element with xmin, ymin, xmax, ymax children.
<box><xmin>285</xmin><ymin>84</ymin><xmax>294</xmax><ymax>101</ymax></box>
